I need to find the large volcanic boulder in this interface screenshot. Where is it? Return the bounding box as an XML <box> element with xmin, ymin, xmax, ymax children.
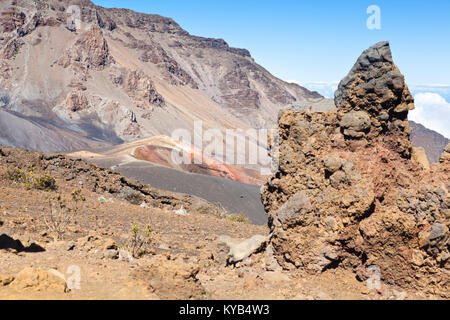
<box><xmin>261</xmin><ymin>42</ymin><xmax>449</xmax><ymax>297</ymax></box>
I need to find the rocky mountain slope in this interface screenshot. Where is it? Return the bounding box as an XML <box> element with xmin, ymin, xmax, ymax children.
<box><xmin>0</xmin><ymin>146</ymin><xmax>218</xmax><ymax>213</ymax></box>
<box><xmin>71</xmin><ymin>134</ymin><xmax>266</xmax><ymax>185</ymax></box>
<box><xmin>0</xmin><ymin>0</ymin><xmax>320</xmax><ymax>153</ymax></box>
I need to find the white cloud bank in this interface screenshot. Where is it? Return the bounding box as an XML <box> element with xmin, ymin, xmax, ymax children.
<box><xmin>409</xmin><ymin>92</ymin><xmax>450</xmax><ymax>139</ymax></box>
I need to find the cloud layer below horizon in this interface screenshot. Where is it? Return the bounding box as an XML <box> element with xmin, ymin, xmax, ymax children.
<box><xmin>409</xmin><ymin>92</ymin><xmax>450</xmax><ymax>139</ymax></box>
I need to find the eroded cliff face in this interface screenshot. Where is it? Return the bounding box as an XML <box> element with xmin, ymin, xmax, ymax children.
<box><xmin>262</xmin><ymin>42</ymin><xmax>449</xmax><ymax>297</ymax></box>
<box><xmin>58</xmin><ymin>25</ymin><xmax>114</xmax><ymax>72</ymax></box>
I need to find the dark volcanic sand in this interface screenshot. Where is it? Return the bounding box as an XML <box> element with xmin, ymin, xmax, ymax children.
<box><xmin>91</xmin><ymin>158</ymin><xmax>268</xmax><ymax>226</ymax></box>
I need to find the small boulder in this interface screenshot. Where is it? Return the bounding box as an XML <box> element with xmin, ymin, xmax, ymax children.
<box><xmin>216</xmin><ymin>235</ymin><xmax>268</xmax><ymax>265</ymax></box>
<box><xmin>340</xmin><ymin>111</ymin><xmax>371</xmax><ymax>138</ymax></box>
<box><xmin>440</xmin><ymin>143</ymin><xmax>450</xmax><ymax>163</ymax></box>
<box><xmin>9</xmin><ymin>267</ymin><xmax>68</xmax><ymax>293</ymax></box>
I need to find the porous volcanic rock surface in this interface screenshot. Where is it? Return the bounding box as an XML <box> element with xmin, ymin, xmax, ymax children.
<box><xmin>335</xmin><ymin>41</ymin><xmax>415</xmax><ymax>157</ymax></box>
<box><xmin>261</xmin><ymin>42</ymin><xmax>449</xmax><ymax>298</ymax></box>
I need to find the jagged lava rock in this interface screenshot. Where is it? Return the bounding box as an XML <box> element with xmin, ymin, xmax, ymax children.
<box><xmin>335</xmin><ymin>41</ymin><xmax>414</xmax><ymax>157</ymax></box>
<box><xmin>262</xmin><ymin>42</ymin><xmax>449</xmax><ymax>297</ymax></box>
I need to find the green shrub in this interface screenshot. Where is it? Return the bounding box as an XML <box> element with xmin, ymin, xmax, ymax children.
<box><xmin>3</xmin><ymin>167</ymin><xmax>26</xmax><ymax>182</ymax></box>
<box><xmin>3</xmin><ymin>167</ymin><xmax>57</xmax><ymax>191</ymax></box>
<box><xmin>123</xmin><ymin>224</ymin><xmax>155</xmax><ymax>258</ymax></box>
<box><xmin>43</xmin><ymin>190</ymin><xmax>84</xmax><ymax>240</ymax></box>
<box><xmin>126</xmin><ymin>192</ymin><xmax>144</xmax><ymax>205</ymax></box>
<box><xmin>226</xmin><ymin>213</ymin><xmax>249</xmax><ymax>224</ymax></box>
<box><xmin>34</xmin><ymin>174</ymin><xmax>57</xmax><ymax>191</ymax></box>
<box><xmin>71</xmin><ymin>188</ymin><xmax>85</xmax><ymax>202</ymax></box>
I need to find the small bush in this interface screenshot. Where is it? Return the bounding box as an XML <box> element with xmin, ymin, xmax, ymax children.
<box><xmin>123</xmin><ymin>224</ymin><xmax>155</xmax><ymax>258</ymax></box>
<box><xmin>197</xmin><ymin>202</ymin><xmax>227</xmax><ymax>218</ymax></box>
<box><xmin>71</xmin><ymin>188</ymin><xmax>86</xmax><ymax>202</ymax></box>
<box><xmin>43</xmin><ymin>189</ymin><xmax>85</xmax><ymax>240</ymax></box>
<box><xmin>34</xmin><ymin>174</ymin><xmax>57</xmax><ymax>191</ymax></box>
<box><xmin>226</xmin><ymin>213</ymin><xmax>249</xmax><ymax>224</ymax></box>
<box><xmin>126</xmin><ymin>192</ymin><xmax>144</xmax><ymax>205</ymax></box>
<box><xmin>3</xmin><ymin>167</ymin><xmax>57</xmax><ymax>191</ymax></box>
<box><xmin>119</xmin><ymin>187</ymin><xmax>144</xmax><ymax>205</ymax></box>
<box><xmin>3</xmin><ymin>167</ymin><xmax>25</xmax><ymax>182</ymax></box>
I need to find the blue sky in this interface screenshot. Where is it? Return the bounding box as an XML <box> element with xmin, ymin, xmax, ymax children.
<box><xmin>93</xmin><ymin>0</ymin><xmax>450</xmax><ymax>137</ymax></box>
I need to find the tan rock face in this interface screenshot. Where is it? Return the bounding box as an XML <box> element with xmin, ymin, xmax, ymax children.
<box><xmin>262</xmin><ymin>42</ymin><xmax>449</xmax><ymax>297</ymax></box>
<box><xmin>0</xmin><ymin>60</ymin><xmax>11</xmax><ymax>81</ymax></box>
<box><xmin>132</xmin><ymin>35</ymin><xmax>198</xmax><ymax>89</ymax></box>
<box><xmin>111</xmin><ymin>67</ymin><xmax>165</xmax><ymax>109</ymax></box>
<box><xmin>0</xmin><ymin>8</ymin><xmax>26</xmax><ymax>33</ymax></box>
<box><xmin>0</xmin><ymin>38</ymin><xmax>24</xmax><ymax>59</ymax></box>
